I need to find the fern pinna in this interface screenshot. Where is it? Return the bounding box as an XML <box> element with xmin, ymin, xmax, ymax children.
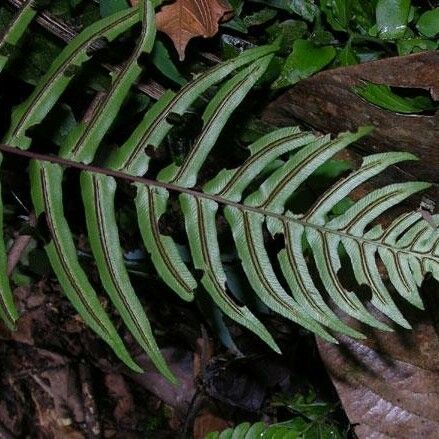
<box><xmin>0</xmin><ymin>0</ymin><xmax>436</xmax><ymax>382</ymax></box>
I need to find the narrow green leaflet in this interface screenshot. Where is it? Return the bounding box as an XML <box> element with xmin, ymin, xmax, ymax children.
<box><xmin>0</xmin><ymin>156</ymin><xmax>18</xmax><ymax>329</ymax></box>
<box><xmin>80</xmin><ymin>172</ymin><xmax>175</xmax><ymax>382</ymax></box>
<box><xmin>135</xmin><ymin>185</ymin><xmax>197</xmax><ymax>301</ymax></box>
<box><xmin>107</xmin><ymin>43</ymin><xmax>279</xmax><ymax>176</ymax></box>
<box><xmin>4</xmin><ymin>7</ymin><xmax>140</xmax><ymax>150</ymax></box>
<box><xmin>0</xmin><ymin>0</ymin><xmax>36</xmax><ymax>72</ymax></box>
<box><xmin>354</xmin><ymin>82</ymin><xmax>436</xmax><ymax>114</ymax></box>
<box><xmin>29</xmin><ymin>160</ymin><xmax>141</xmax><ymax>372</ymax></box>
<box><xmin>180</xmin><ymin>194</ymin><xmax>281</xmax><ymax>352</ymax></box>
<box><xmin>61</xmin><ymin>0</ymin><xmax>155</xmax><ymax>163</ymax></box>
<box><xmin>158</xmin><ymin>56</ymin><xmax>274</xmax><ymax>187</ymax></box>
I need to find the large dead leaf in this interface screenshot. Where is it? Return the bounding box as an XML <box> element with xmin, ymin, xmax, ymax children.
<box><xmin>156</xmin><ymin>0</ymin><xmax>232</xmax><ymax>60</ymax></box>
<box><xmin>317</xmin><ymin>291</ymin><xmax>439</xmax><ymax>438</ymax></box>
<box><xmin>263</xmin><ymin>51</ymin><xmax>439</xmax><ymax>182</ymax></box>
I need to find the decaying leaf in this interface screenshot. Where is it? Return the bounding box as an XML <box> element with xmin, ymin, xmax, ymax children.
<box><xmin>317</xmin><ymin>295</ymin><xmax>439</xmax><ymax>438</ymax></box>
<box><xmin>156</xmin><ymin>0</ymin><xmax>233</xmax><ymax>60</ymax></box>
<box><xmin>264</xmin><ymin>51</ymin><xmax>439</xmax><ymax>182</ymax></box>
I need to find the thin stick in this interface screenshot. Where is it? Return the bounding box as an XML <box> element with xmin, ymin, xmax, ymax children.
<box><xmin>7</xmin><ymin>213</ymin><xmax>36</xmax><ymax>276</ymax></box>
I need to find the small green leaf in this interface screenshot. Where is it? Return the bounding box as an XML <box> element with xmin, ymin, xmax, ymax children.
<box><xmin>273</xmin><ymin>39</ymin><xmax>336</xmax><ymax>88</ymax></box>
<box><xmin>376</xmin><ymin>0</ymin><xmax>411</xmax><ymax>39</ymax></box>
<box><xmin>151</xmin><ymin>40</ymin><xmax>187</xmax><ymax>86</ymax></box>
<box><xmin>321</xmin><ymin>0</ymin><xmax>352</xmax><ymax>31</ymax></box>
<box><xmin>266</xmin><ymin>20</ymin><xmax>308</xmax><ymax>56</ymax></box>
<box><xmin>243</xmin><ymin>8</ymin><xmax>277</xmax><ymax>27</ymax></box>
<box><xmin>100</xmin><ymin>0</ymin><xmax>129</xmax><ymax>17</ymax></box>
<box><xmin>417</xmin><ymin>8</ymin><xmax>439</xmax><ymax>38</ymax></box>
<box><xmin>397</xmin><ymin>37</ymin><xmax>438</xmax><ymax>55</ymax></box>
<box><xmin>353</xmin><ymin>82</ymin><xmax>437</xmax><ymax>113</ymax></box>
<box><xmin>253</xmin><ymin>0</ymin><xmax>319</xmax><ymax>22</ymax></box>
<box><xmin>352</xmin><ymin>0</ymin><xmax>376</xmax><ymax>34</ymax></box>
<box><xmin>80</xmin><ymin>172</ymin><xmax>176</xmax><ymax>383</ymax></box>
<box><xmin>336</xmin><ymin>43</ymin><xmax>359</xmax><ymax>66</ymax></box>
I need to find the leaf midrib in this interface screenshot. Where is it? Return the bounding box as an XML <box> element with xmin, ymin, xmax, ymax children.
<box><xmin>1</xmin><ymin>144</ymin><xmax>434</xmax><ymax>263</ymax></box>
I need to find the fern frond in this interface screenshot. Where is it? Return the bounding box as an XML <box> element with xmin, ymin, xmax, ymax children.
<box><xmin>0</xmin><ymin>159</ymin><xmax>18</xmax><ymax>330</ymax></box>
<box><xmin>29</xmin><ymin>160</ymin><xmax>142</xmax><ymax>372</ymax></box>
<box><xmin>0</xmin><ymin>0</ymin><xmax>37</xmax><ymax>72</ymax></box>
<box><xmin>4</xmin><ymin>6</ymin><xmax>140</xmax><ymax>149</ymax></box>
<box><xmin>106</xmin><ymin>43</ymin><xmax>279</xmax><ymax>175</ymax></box>
<box><xmin>0</xmin><ymin>0</ymin><xmax>435</xmax><ymax>381</ymax></box>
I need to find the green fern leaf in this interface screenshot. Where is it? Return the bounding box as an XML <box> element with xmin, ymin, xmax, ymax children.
<box><xmin>0</xmin><ymin>0</ymin><xmax>436</xmax><ymax>381</ymax></box>
<box><xmin>106</xmin><ymin>43</ymin><xmax>279</xmax><ymax>176</ymax></box>
<box><xmin>29</xmin><ymin>160</ymin><xmax>142</xmax><ymax>372</ymax></box>
<box><xmin>61</xmin><ymin>0</ymin><xmax>155</xmax><ymax>163</ymax></box>
<box><xmin>135</xmin><ymin>185</ymin><xmax>197</xmax><ymax>301</ymax></box>
<box><xmin>0</xmin><ymin>0</ymin><xmax>36</xmax><ymax>72</ymax></box>
<box><xmin>4</xmin><ymin>6</ymin><xmax>140</xmax><ymax>149</ymax></box>
<box><xmin>0</xmin><ymin>158</ymin><xmax>18</xmax><ymax>330</ymax></box>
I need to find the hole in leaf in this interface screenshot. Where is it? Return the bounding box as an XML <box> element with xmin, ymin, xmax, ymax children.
<box><xmin>36</xmin><ymin>212</ymin><xmax>51</xmax><ymax>244</ymax></box>
<box><xmin>353</xmin><ymin>82</ymin><xmax>438</xmax><ymax>115</ymax></box>
<box><xmin>86</xmin><ymin>37</ymin><xmax>109</xmax><ymax>56</ymax></box>
<box><xmin>137</xmin><ymin>52</ymin><xmax>150</xmax><ymax>68</ymax></box>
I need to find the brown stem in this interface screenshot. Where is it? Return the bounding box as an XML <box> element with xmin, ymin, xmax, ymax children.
<box><xmin>0</xmin><ymin>143</ymin><xmax>296</xmax><ymax>223</ymax></box>
<box><xmin>7</xmin><ymin>213</ymin><xmax>36</xmax><ymax>276</ymax></box>
<box><xmin>79</xmin><ymin>362</ymin><xmax>101</xmax><ymax>438</ymax></box>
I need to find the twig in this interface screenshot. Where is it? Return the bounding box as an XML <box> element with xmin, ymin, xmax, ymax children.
<box><xmin>79</xmin><ymin>362</ymin><xmax>101</xmax><ymax>438</ymax></box>
<box><xmin>0</xmin><ymin>421</ymin><xmax>15</xmax><ymax>439</ymax></box>
<box><xmin>82</xmin><ymin>91</ymin><xmax>107</xmax><ymax>124</ymax></box>
<box><xmin>7</xmin><ymin>212</ymin><xmax>36</xmax><ymax>276</ymax></box>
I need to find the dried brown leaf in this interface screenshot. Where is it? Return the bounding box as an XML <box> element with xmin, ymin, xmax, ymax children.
<box><xmin>193</xmin><ymin>412</ymin><xmax>231</xmax><ymax>439</ymax></box>
<box><xmin>263</xmin><ymin>51</ymin><xmax>439</xmax><ymax>182</ymax></box>
<box><xmin>156</xmin><ymin>0</ymin><xmax>232</xmax><ymax>60</ymax></box>
<box><xmin>317</xmin><ymin>296</ymin><xmax>439</xmax><ymax>439</ymax></box>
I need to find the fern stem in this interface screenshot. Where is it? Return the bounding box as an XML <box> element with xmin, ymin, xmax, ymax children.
<box><xmin>0</xmin><ymin>144</ymin><xmax>430</xmax><ymax>262</ymax></box>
